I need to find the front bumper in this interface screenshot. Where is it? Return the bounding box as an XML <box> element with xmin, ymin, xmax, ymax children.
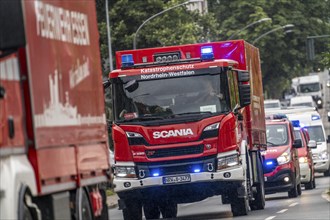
<box><xmin>264</xmin><ymin>168</ymin><xmax>294</xmax><ymax>194</ymax></box>
<box><xmin>313</xmin><ymin>158</ymin><xmax>330</xmax><ymax>173</ymax></box>
<box><xmin>114</xmin><ymin>166</ymin><xmax>244</xmax><ymax>202</ymax></box>
<box><xmin>299</xmin><ymin>162</ymin><xmax>311</xmax><ymax>183</ymax></box>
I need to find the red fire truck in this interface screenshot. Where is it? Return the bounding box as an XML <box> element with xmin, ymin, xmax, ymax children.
<box><xmin>0</xmin><ymin>0</ymin><xmax>110</xmax><ymax>219</ymax></box>
<box><xmin>107</xmin><ymin>40</ymin><xmax>267</xmax><ymax>219</ymax></box>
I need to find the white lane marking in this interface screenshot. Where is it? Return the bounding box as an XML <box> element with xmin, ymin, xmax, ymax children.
<box><xmin>277</xmin><ymin>209</ymin><xmax>288</xmax><ymax>213</ymax></box>
<box><xmin>289</xmin><ymin>202</ymin><xmax>298</xmax><ymax>207</ymax></box>
<box><xmin>265</xmin><ymin>216</ymin><xmax>276</xmax><ymax>220</ymax></box>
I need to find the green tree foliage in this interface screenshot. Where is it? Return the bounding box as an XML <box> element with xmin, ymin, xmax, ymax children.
<box><xmin>209</xmin><ymin>0</ymin><xmax>330</xmax><ymax>98</ymax></box>
<box><xmin>97</xmin><ymin>0</ymin><xmax>330</xmax><ymax>98</ymax></box>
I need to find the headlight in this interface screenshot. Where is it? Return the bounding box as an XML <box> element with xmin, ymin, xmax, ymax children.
<box><xmin>217</xmin><ymin>153</ymin><xmax>240</xmax><ymax>170</ymax></box>
<box><xmin>201</xmin><ymin>122</ymin><xmax>220</xmax><ymax>139</ymax></box>
<box><xmin>114</xmin><ymin>166</ymin><xmax>137</xmax><ymax>178</ymax></box>
<box><xmin>299</xmin><ymin>156</ymin><xmax>308</xmax><ymax>163</ymax></box>
<box><xmin>277</xmin><ymin>149</ymin><xmax>291</xmax><ymax>165</ymax></box>
<box><xmin>317</xmin><ymin>99</ymin><xmax>322</xmax><ymax>105</ymax></box>
<box><xmin>319</xmin><ymin>151</ymin><xmax>328</xmax><ymax>160</ymax></box>
<box><xmin>126</xmin><ymin>131</ymin><xmax>143</xmax><ymax>137</ymax></box>
<box><xmin>204</xmin><ymin>122</ymin><xmax>220</xmax><ymax>131</ymax></box>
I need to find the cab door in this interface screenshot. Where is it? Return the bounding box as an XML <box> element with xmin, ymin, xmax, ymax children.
<box><xmin>0</xmin><ymin>53</ymin><xmax>26</xmax><ymax>156</ymax></box>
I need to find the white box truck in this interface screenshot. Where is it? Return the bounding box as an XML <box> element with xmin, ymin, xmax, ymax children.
<box><xmin>291</xmin><ymin>74</ymin><xmax>323</xmax><ymax>108</ymax></box>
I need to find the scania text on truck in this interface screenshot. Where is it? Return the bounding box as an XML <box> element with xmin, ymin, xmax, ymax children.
<box><xmin>107</xmin><ymin>40</ymin><xmax>267</xmax><ymax>219</ymax></box>
<box><xmin>0</xmin><ymin>1</ymin><xmax>110</xmax><ymax>219</ymax></box>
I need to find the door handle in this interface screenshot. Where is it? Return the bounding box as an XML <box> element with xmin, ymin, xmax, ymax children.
<box><xmin>8</xmin><ymin>116</ymin><xmax>15</xmax><ymax>139</ymax></box>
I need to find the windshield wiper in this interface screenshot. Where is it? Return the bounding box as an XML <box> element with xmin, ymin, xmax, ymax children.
<box><xmin>173</xmin><ymin>111</ymin><xmax>213</xmax><ymax>116</ymax></box>
<box><xmin>117</xmin><ymin>116</ymin><xmax>165</xmax><ymax>123</ymax></box>
<box><xmin>267</xmin><ymin>141</ymin><xmax>276</xmax><ymax>146</ymax></box>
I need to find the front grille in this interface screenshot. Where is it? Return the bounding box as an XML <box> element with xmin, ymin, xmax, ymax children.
<box><xmin>263</xmin><ymin>159</ymin><xmax>278</xmax><ymax>174</ymax></box>
<box><xmin>146</xmin><ymin>145</ymin><xmax>204</xmax><ymax>158</ymax></box>
<box><xmin>136</xmin><ymin>156</ymin><xmax>217</xmax><ymax>178</ymax></box>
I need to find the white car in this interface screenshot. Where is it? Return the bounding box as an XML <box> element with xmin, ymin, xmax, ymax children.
<box><xmin>264</xmin><ymin>99</ymin><xmax>281</xmax><ymax>109</ymax></box>
<box><xmin>290</xmin><ymin>95</ymin><xmax>316</xmax><ymax>108</ymax></box>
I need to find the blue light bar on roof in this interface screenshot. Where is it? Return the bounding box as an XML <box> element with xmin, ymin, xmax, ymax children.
<box><xmin>291</xmin><ymin>120</ymin><xmax>300</xmax><ymax>127</ymax></box>
<box><xmin>201</xmin><ymin>46</ymin><xmax>214</xmax><ymax>61</ymax></box>
<box><xmin>121</xmin><ymin>54</ymin><xmax>134</xmax><ymax>68</ymax></box>
<box><xmin>311</xmin><ymin>115</ymin><xmax>320</xmax><ymax>121</ymax></box>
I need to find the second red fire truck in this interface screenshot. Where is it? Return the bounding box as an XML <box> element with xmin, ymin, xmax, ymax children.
<box><xmin>107</xmin><ymin>40</ymin><xmax>267</xmax><ymax>219</ymax></box>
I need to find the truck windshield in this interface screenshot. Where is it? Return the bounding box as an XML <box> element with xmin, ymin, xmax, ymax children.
<box><xmin>113</xmin><ymin>74</ymin><xmax>229</xmax><ymax>122</ymax></box>
<box><xmin>298</xmin><ymin>83</ymin><xmax>320</xmax><ymax>93</ymax></box>
<box><xmin>304</xmin><ymin>126</ymin><xmax>325</xmax><ymax>142</ymax></box>
<box><xmin>266</xmin><ymin>124</ymin><xmax>289</xmax><ymax>146</ymax></box>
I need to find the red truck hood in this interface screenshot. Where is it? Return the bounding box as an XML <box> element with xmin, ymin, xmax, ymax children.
<box><xmin>120</xmin><ymin>115</ymin><xmax>226</xmax><ymax>145</ymax></box>
<box><xmin>112</xmin><ymin>113</ymin><xmax>237</xmax><ymax>162</ymax></box>
<box><xmin>263</xmin><ymin>145</ymin><xmax>290</xmax><ymax>159</ymax></box>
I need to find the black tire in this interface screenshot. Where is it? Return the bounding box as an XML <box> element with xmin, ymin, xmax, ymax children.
<box><xmin>79</xmin><ymin>189</ymin><xmax>93</xmax><ymax>220</ymax></box>
<box><xmin>143</xmin><ymin>200</ymin><xmax>160</xmax><ymax>220</ymax></box>
<box><xmin>312</xmin><ymin>176</ymin><xmax>316</xmax><ymax>189</ymax></box>
<box><xmin>297</xmin><ymin>183</ymin><xmax>302</xmax><ymax>196</ymax></box>
<box><xmin>250</xmin><ymin>156</ymin><xmax>265</xmax><ymax>210</ymax></box>
<box><xmin>231</xmin><ymin>197</ymin><xmax>249</xmax><ymax>216</ymax></box>
<box><xmin>305</xmin><ymin>171</ymin><xmax>314</xmax><ymax>190</ymax></box>
<box><xmin>123</xmin><ymin>199</ymin><xmax>142</xmax><ymax>220</ymax></box>
<box><xmin>250</xmin><ymin>182</ymin><xmax>265</xmax><ymax>210</ymax></box>
<box><xmin>324</xmin><ymin>169</ymin><xmax>330</xmax><ymax>177</ymax></box>
<box><xmin>23</xmin><ymin>205</ymin><xmax>33</xmax><ymax>220</ymax></box>
<box><xmin>159</xmin><ymin>201</ymin><xmax>178</xmax><ymax>218</ymax></box>
<box><xmin>288</xmin><ymin>175</ymin><xmax>298</xmax><ymax>198</ymax></box>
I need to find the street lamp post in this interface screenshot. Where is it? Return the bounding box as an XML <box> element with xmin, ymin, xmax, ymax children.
<box><xmin>252</xmin><ymin>24</ymin><xmax>294</xmax><ymax>44</ymax></box>
<box><xmin>133</xmin><ymin>0</ymin><xmax>202</xmax><ymax>49</ymax></box>
<box><xmin>105</xmin><ymin>0</ymin><xmax>113</xmax><ymax>71</ymax></box>
<box><xmin>228</xmin><ymin>17</ymin><xmax>272</xmax><ymax>40</ymax></box>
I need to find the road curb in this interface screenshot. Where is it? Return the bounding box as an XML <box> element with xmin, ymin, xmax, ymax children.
<box><xmin>321</xmin><ymin>190</ymin><xmax>330</xmax><ymax>202</ymax></box>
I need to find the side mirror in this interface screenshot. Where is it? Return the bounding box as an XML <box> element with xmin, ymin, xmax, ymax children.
<box><xmin>125</xmin><ymin>80</ymin><xmax>139</xmax><ymax>93</ymax></box>
<box><xmin>238</xmin><ymin>84</ymin><xmax>251</xmax><ymax>107</ymax></box>
<box><xmin>293</xmin><ymin>139</ymin><xmax>302</xmax><ymax>148</ymax></box>
<box><xmin>103</xmin><ymin>79</ymin><xmax>111</xmax><ymax>89</ymax></box>
<box><xmin>307</xmin><ymin>140</ymin><xmax>317</xmax><ymax>149</ymax></box>
<box><xmin>107</xmin><ymin>119</ymin><xmax>112</xmax><ymax>133</ymax></box>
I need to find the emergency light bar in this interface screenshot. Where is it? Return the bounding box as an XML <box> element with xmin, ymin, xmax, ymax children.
<box><xmin>291</xmin><ymin>120</ymin><xmax>305</xmax><ymax>128</ymax></box>
<box><xmin>311</xmin><ymin>115</ymin><xmax>320</xmax><ymax>120</ymax></box>
<box><xmin>201</xmin><ymin>46</ymin><xmax>214</xmax><ymax>61</ymax></box>
<box><xmin>121</xmin><ymin>54</ymin><xmax>134</xmax><ymax>67</ymax></box>
<box><xmin>154</xmin><ymin>51</ymin><xmax>181</xmax><ymax>63</ymax></box>
<box><xmin>265</xmin><ymin>113</ymin><xmax>288</xmax><ymax>120</ymax></box>
<box><xmin>291</xmin><ymin>120</ymin><xmax>300</xmax><ymax>127</ymax></box>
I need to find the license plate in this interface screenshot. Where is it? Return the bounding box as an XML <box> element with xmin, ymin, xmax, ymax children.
<box><xmin>163</xmin><ymin>174</ymin><xmax>191</xmax><ymax>184</ymax></box>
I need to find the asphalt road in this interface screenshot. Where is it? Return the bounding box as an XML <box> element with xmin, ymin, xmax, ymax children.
<box><xmin>108</xmin><ymin>174</ymin><xmax>330</xmax><ymax>220</ymax></box>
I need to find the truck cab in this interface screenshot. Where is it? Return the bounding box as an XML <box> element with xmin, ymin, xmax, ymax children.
<box><xmin>291</xmin><ymin>75</ymin><xmax>323</xmax><ymax>108</ymax></box>
<box><xmin>263</xmin><ymin>115</ymin><xmax>302</xmax><ymax>198</ymax></box>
